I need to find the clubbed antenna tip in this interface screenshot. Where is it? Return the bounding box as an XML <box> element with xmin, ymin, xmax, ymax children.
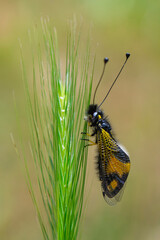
<box><xmin>104</xmin><ymin>57</ymin><xmax>109</xmax><ymax>64</ymax></box>
<box><xmin>126</xmin><ymin>53</ymin><xmax>130</xmax><ymax>59</ymax></box>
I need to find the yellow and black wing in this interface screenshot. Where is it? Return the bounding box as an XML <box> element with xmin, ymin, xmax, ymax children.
<box><xmin>97</xmin><ymin>128</ymin><xmax>130</xmax><ymax>205</ymax></box>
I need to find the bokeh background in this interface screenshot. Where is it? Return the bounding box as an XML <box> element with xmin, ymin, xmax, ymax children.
<box><xmin>1</xmin><ymin>0</ymin><xmax>160</xmax><ymax>239</ymax></box>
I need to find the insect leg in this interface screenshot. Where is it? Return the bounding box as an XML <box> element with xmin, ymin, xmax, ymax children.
<box><xmin>81</xmin><ymin>138</ymin><xmax>97</xmax><ymax>148</ymax></box>
<box><xmin>84</xmin><ymin>143</ymin><xmax>97</xmax><ymax>148</ymax></box>
<box><xmin>81</xmin><ymin>131</ymin><xmax>96</xmax><ymax>137</ymax></box>
<box><xmin>81</xmin><ymin>132</ymin><xmax>92</xmax><ymax>137</ymax></box>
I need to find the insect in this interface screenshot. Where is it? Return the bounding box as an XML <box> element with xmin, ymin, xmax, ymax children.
<box><xmin>81</xmin><ymin>53</ymin><xmax>131</xmax><ymax>205</ymax></box>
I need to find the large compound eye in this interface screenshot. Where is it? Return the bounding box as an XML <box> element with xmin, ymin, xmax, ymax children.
<box><xmin>93</xmin><ymin>112</ymin><xmax>98</xmax><ymax>118</ymax></box>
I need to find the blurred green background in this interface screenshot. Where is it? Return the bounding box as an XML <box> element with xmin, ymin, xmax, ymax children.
<box><xmin>1</xmin><ymin>0</ymin><xmax>160</xmax><ymax>239</ymax></box>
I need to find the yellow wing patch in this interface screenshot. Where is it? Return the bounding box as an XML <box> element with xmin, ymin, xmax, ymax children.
<box><xmin>107</xmin><ymin>179</ymin><xmax>118</xmax><ymax>191</ymax></box>
<box><xmin>106</xmin><ymin>154</ymin><xmax>130</xmax><ymax>177</ymax></box>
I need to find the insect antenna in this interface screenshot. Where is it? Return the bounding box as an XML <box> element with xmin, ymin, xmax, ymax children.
<box><xmin>98</xmin><ymin>53</ymin><xmax>130</xmax><ymax>108</ymax></box>
<box><xmin>93</xmin><ymin>57</ymin><xmax>109</xmax><ymax>104</ymax></box>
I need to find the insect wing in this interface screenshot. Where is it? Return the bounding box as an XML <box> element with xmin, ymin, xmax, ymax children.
<box><xmin>97</xmin><ymin>128</ymin><xmax>130</xmax><ymax>205</ymax></box>
<box><xmin>103</xmin><ymin>183</ymin><xmax>126</xmax><ymax>206</ymax></box>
